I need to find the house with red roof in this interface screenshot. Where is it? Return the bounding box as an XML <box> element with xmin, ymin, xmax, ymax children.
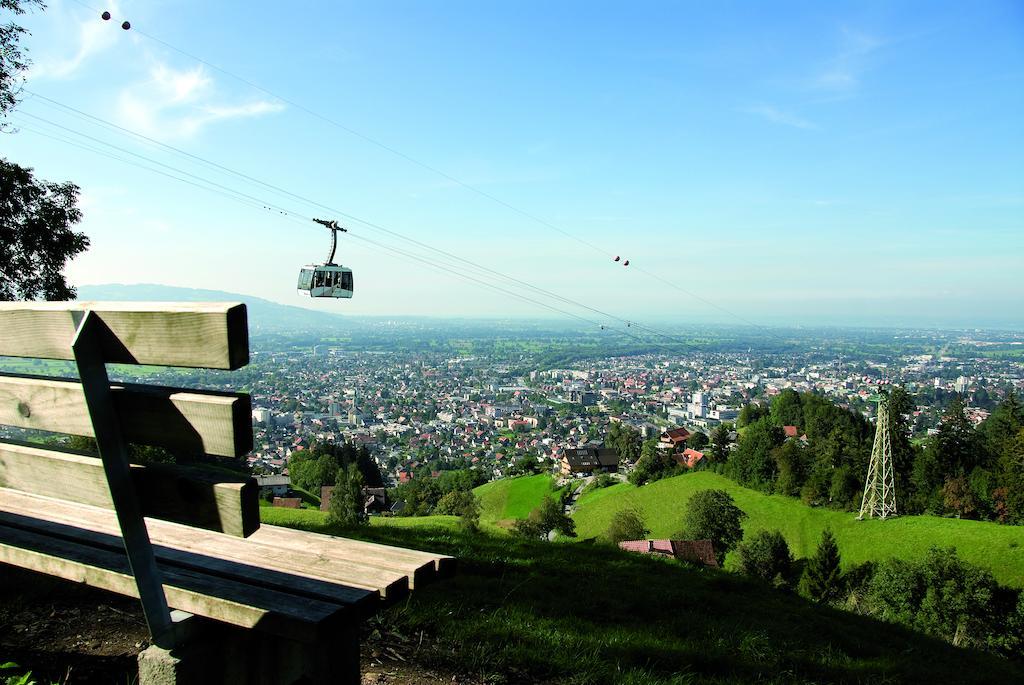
<box><xmin>673</xmin><ymin>448</ymin><xmax>704</xmax><ymax>469</ymax></box>
<box><xmin>618</xmin><ymin>539</ymin><xmax>718</xmax><ymax>568</ymax></box>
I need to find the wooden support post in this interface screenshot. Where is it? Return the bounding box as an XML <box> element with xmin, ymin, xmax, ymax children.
<box><xmin>71</xmin><ymin>311</ymin><xmax>175</xmax><ymax>645</ymax></box>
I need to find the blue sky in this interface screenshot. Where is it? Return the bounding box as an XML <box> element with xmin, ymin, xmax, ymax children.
<box><xmin>5</xmin><ymin>0</ymin><xmax>1023</xmax><ymax>327</ymax></box>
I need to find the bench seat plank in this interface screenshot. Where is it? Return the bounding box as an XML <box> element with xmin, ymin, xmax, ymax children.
<box><xmin>0</xmin><ymin>488</ymin><xmax>409</xmax><ymax>602</ymax></box>
<box><xmin>0</xmin><ymin>523</ymin><xmax>351</xmax><ymax>642</ymax></box>
<box><xmin>251</xmin><ymin>524</ymin><xmax>456</xmax><ymax>588</ymax></box>
<box><xmin>0</xmin><ymin>375</ymin><xmax>252</xmax><ymax>458</ymax></box>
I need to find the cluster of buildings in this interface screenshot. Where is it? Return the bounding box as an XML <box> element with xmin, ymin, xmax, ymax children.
<box><xmin>192</xmin><ymin>331</ymin><xmax>1023</xmax><ymax>490</ymax></box>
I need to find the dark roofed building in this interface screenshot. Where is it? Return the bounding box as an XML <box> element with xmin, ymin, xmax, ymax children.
<box><xmin>659</xmin><ymin>427</ymin><xmax>692</xmax><ymax>451</ymax></box>
<box><xmin>560</xmin><ymin>446</ymin><xmax>619</xmax><ymax>476</ymax></box>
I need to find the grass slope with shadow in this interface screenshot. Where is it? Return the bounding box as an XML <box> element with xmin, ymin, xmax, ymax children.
<box><xmin>572</xmin><ymin>471</ymin><xmax>1024</xmax><ymax>587</ymax></box>
<box><xmin>270</xmin><ymin>516</ymin><xmax>1024</xmax><ymax>684</ymax></box>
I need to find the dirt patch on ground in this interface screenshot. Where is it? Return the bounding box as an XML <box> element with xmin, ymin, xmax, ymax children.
<box><xmin>0</xmin><ymin>567</ymin><xmax>505</xmax><ymax>685</ymax></box>
<box><xmin>0</xmin><ymin>566</ymin><xmax>148</xmax><ymax>683</ymax></box>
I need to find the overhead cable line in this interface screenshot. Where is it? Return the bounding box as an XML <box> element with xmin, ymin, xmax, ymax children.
<box><xmin>64</xmin><ymin>0</ymin><xmax>782</xmax><ymax>338</ymax></box>
<box><xmin>18</xmin><ymin>96</ymin><xmax>696</xmax><ymax>349</ymax></box>
<box><xmin>10</xmin><ymin>119</ymin><xmax>293</xmax><ymax>217</ymax></box>
<box><xmin>14</xmin><ymin>116</ymin><xmax>683</xmax><ymax>351</ymax></box>
<box><xmin>14</xmin><ymin>110</ymin><xmax>307</xmax><ymax>220</ymax></box>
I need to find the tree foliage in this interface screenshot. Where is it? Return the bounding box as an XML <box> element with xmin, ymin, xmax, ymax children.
<box><xmin>726</xmin><ymin>418</ymin><xmax>783</xmax><ymax>490</ymax></box>
<box><xmin>863</xmin><ymin>546</ymin><xmax>1019</xmax><ymax>655</ymax></box>
<box><xmin>736</xmin><ymin>529</ymin><xmax>792</xmax><ymax>585</ymax></box>
<box><xmin>690</xmin><ymin>390</ymin><xmax>1022</xmax><ymax>523</ymax></box>
<box><xmin>737</xmin><ymin>402</ymin><xmax>768</xmax><ymax>428</ymax></box>
<box><xmin>628</xmin><ymin>438</ymin><xmax>679</xmax><ymax>486</ymax></box>
<box><xmin>607</xmin><ymin>422</ymin><xmax>642</xmax><ymax>465</ymax></box>
<box><xmin>678</xmin><ymin>489</ymin><xmax>746</xmax><ymax>559</ymax></box>
<box><xmin>709</xmin><ymin>423</ymin><xmax>732</xmax><ymax>463</ymax></box>
<box><xmin>435</xmin><ymin>489</ymin><xmax>482</xmax><ymax>531</ymax></box>
<box><xmin>512</xmin><ymin>495</ymin><xmax>576</xmax><ymax>541</ymax></box>
<box><xmin>1</xmin><ymin>151</ymin><xmax>89</xmax><ymax>301</ymax></box>
<box><xmin>603</xmin><ymin>508</ymin><xmax>649</xmax><ymax>544</ymax></box>
<box><xmin>289</xmin><ymin>440</ymin><xmax>384</xmax><ymax>495</ymax></box>
<box><xmin>391</xmin><ymin>468</ymin><xmax>486</xmax><ymax>516</ymax></box>
<box><xmin>800</xmin><ymin>528</ymin><xmax>843</xmax><ymax>603</ymax></box>
<box><xmin>1</xmin><ymin>2</ymin><xmax>89</xmax><ymax>302</ymax></box>
<box><xmin>685</xmin><ymin>431</ymin><xmax>709</xmax><ymax>451</ymax></box>
<box><xmin>327</xmin><ymin>466</ymin><xmax>367</xmax><ymax>527</ymax></box>
<box><xmin>1</xmin><ymin>0</ymin><xmax>44</xmax><ymax>122</ymax></box>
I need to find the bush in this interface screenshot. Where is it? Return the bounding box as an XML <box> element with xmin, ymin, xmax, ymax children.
<box><xmin>604</xmin><ymin>508</ymin><xmax>649</xmax><ymax>544</ymax></box>
<box><xmin>842</xmin><ymin>560</ymin><xmax>877</xmax><ymax>614</ymax></box>
<box><xmin>582</xmin><ymin>473</ymin><xmax>616</xmax><ymax>495</ymax></box>
<box><xmin>678</xmin><ymin>489</ymin><xmax>746</xmax><ymax>559</ymax></box>
<box><xmin>512</xmin><ymin>496</ymin><xmax>576</xmax><ymax>541</ymax></box>
<box><xmin>736</xmin><ymin>529</ymin><xmax>792</xmax><ymax>585</ymax></box>
<box><xmin>434</xmin><ymin>489</ymin><xmax>477</xmax><ymax>516</ymax></box>
<box><xmin>863</xmin><ymin>546</ymin><xmax>1018</xmax><ymax>655</ymax></box>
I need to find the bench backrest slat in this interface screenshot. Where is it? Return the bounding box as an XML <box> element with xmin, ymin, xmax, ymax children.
<box><xmin>0</xmin><ymin>301</ymin><xmax>259</xmax><ymax>542</ymax></box>
<box><xmin>0</xmin><ymin>374</ymin><xmax>252</xmax><ymax>458</ymax></box>
<box><xmin>0</xmin><ymin>442</ymin><xmax>259</xmax><ymax>537</ymax></box>
<box><xmin>0</xmin><ymin>302</ymin><xmax>248</xmax><ymax>370</ymax></box>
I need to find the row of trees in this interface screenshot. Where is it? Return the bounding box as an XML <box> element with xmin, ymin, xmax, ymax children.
<box><xmin>728</xmin><ymin>390</ymin><xmax>874</xmax><ymax>508</ymax></box>
<box><xmin>390</xmin><ymin>469</ymin><xmax>487</xmax><ymax>517</ymax></box>
<box><xmin>724</xmin><ymin>389</ymin><xmax>1024</xmax><ymax>523</ymax></box>
<box><xmin>284</xmin><ymin>441</ymin><xmax>389</xmax><ymax>528</ymax></box>
<box><xmin>734</xmin><ymin>522</ymin><xmax>1023</xmax><ymax>657</ymax></box>
<box><xmin>914</xmin><ymin>394</ymin><xmax>1024</xmax><ymax>522</ymax></box>
<box><xmin>288</xmin><ymin>441</ymin><xmax>384</xmax><ymax>493</ymax></box>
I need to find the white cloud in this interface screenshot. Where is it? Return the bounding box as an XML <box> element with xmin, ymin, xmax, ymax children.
<box><xmin>810</xmin><ymin>27</ymin><xmax>885</xmax><ymax>94</ymax></box>
<box><xmin>743</xmin><ymin>104</ymin><xmax>817</xmax><ymax>130</ymax></box>
<box><xmin>28</xmin><ymin>2</ymin><xmax>124</xmax><ymax>80</ymax></box>
<box><xmin>116</xmin><ymin>63</ymin><xmax>284</xmax><ymax>139</ymax></box>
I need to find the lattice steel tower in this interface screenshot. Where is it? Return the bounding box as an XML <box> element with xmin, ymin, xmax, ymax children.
<box><xmin>858</xmin><ymin>396</ymin><xmax>897</xmax><ymax>520</ymax></box>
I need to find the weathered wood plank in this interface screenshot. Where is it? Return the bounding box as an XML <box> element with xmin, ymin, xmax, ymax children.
<box><xmin>0</xmin><ymin>507</ymin><xmax>379</xmax><ymax>610</ymax></box>
<box><xmin>251</xmin><ymin>524</ymin><xmax>456</xmax><ymax>587</ymax></box>
<box><xmin>0</xmin><ymin>374</ymin><xmax>252</xmax><ymax>457</ymax></box>
<box><xmin>0</xmin><ymin>302</ymin><xmax>248</xmax><ymax>370</ymax></box>
<box><xmin>0</xmin><ymin>521</ymin><xmax>353</xmax><ymax>642</ymax></box>
<box><xmin>0</xmin><ymin>488</ymin><xmax>406</xmax><ymax>603</ymax></box>
<box><xmin>0</xmin><ymin>443</ymin><xmax>259</xmax><ymax>537</ymax></box>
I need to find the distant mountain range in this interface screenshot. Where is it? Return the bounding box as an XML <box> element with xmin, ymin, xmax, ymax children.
<box><xmin>76</xmin><ymin>284</ymin><xmax>346</xmax><ymax>332</ymax></box>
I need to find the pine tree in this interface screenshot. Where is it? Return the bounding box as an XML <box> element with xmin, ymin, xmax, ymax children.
<box><xmin>800</xmin><ymin>528</ymin><xmax>843</xmax><ymax>602</ymax></box>
<box><xmin>327</xmin><ymin>467</ymin><xmax>367</xmax><ymax>527</ymax></box>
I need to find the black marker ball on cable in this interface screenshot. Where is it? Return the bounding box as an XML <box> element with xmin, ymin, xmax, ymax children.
<box><xmin>101</xmin><ymin>11</ymin><xmax>111</xmax><ymax>20</ymax></box>
<box><xmin>122</xmin><ymin>21</ymin><xmax>131</xmax><ymax>30</ymax></box>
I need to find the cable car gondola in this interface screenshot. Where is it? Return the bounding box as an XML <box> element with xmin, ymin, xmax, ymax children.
<box><xmin>297</xmin><ymin>219</ymin><xmax>354</xmax><ymax>299</ymax></box>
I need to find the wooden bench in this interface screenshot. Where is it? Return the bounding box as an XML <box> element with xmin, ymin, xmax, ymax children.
<box><xmin>0</xmin><ymin>301</ymin><xmax>452</xmax><ymax>684</ymax></box>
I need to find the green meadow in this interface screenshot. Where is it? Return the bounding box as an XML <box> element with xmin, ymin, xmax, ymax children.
<box><xmin>572</xmin><ymin>471</ymin><xmax>1024</xmax><ymax>587</ymax></box>
<box><xmin>473</xmin><ymin>473</ymin><xmax>555</xmax><ymax>526</ymax></box>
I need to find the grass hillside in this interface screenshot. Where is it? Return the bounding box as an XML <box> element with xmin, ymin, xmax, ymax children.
<box><xmin>259</xmin><ymin>505</ymin><xmax>506</xmax><ymax>534</ymax></box>
<box><xmin>268</xmin><ymin>517</ymin><xmax>1024</xmax><ymax>684</ymax></box>
<box><xmin>473</xmin><ymin>473</ymin><xmax>554</xmax><ymax>526</ymax></box>
<box><xmin>572</xmin><ymin>471</ymin><xmax>1024</xmax><ymax>587</ymax></box>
